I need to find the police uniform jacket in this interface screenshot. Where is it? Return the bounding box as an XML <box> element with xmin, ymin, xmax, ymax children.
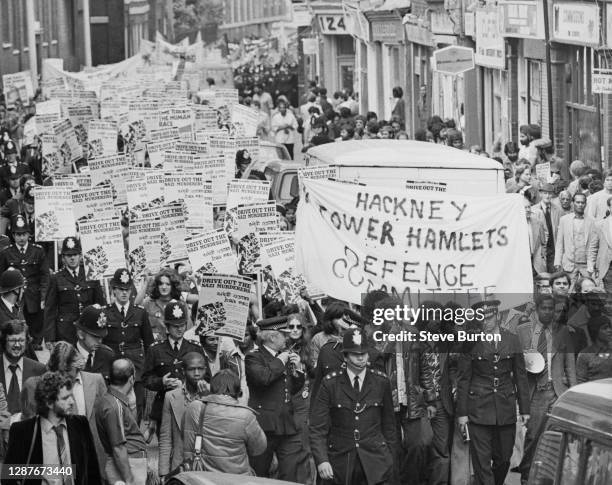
<box><xmin>311</xmin><ymin>339</ymin><xmax>385</xmax><ymax>408</ymax></box>
<box><xmin>309</xmin><ymin>368</ymin><xmax>396</xmax><ymax>485</ymax></box>
<box><xmin>456</xmin><ymin>331</ymin><xmax>530</xmax><ymax>426</ymax></box>
<box><xmin>102</xmin><ymin>303</ymin><xmax>154</xmax><ymax>381</ymax></box>
<box><xmin>0</xmin><ymin>243</ymin><xmax>49</xmax><ymax>314</ymax></box>
<box><xmin>84</xmin><ymin>343</ymin><xmax>115</xmax><ymax>382</ymax></box>
<box><xmin>0</xmin><ymin>296</ymin><xmax>23</xmax><ymax>325</ymax></box>
<box><xmin>143</xmin><ymin>339</ymin><xmax>210</xmax><ymax>422</ymax></box>
<box><xmin>245</xmin><ymin>345</ymin><xmax>305</xmax><ymax>435</ymax></box>
<box><xmin>43</xmin><ymin>266</ymin><xmax>106</xmax><ymax>343</ymax></box>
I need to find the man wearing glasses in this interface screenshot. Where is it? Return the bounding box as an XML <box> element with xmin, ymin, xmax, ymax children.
<box><xmin>0</xmin><ymin>319</ymin><xmax>45</xmax><ymax>426</ymax></box>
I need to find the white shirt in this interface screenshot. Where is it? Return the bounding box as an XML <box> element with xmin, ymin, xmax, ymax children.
<box><xmin>76</xmin><ymin>341</ymin><xmax>92</xmax><ymax>363</ymax></box>
<box><xmin>40</xmin><ymin>416</ymin><xmax>72</xmax><ymax>485</ymax></box>
<box><xmin>271</xmin><ymin>111</ymin><xmax>298</xmax><ymax>145</ymax></box>
<box><xmin>168</xmin><ymin>337</ymin><xmax>183</xmax><ymax>351</ymax></box>
<box><xmin>346</xmin><ymin>368</ymin><xmax>367</xmax><ymax>392</ymax></box>
<box><xmin>72</xmin><ymin>372</ymin><xmax>86</xmax><ymax>416</ymax></box>
<box><xmin>3</xmin><ymin>356</ymin><xmax>23</xmax><ymax>395</ymax></box>
<box><xmin>1</xmin><ymin>297</ymin><xmax>14</xmax><ymax>313</ymax></box>
<box><xmin>16</xmin><ymin>242</ymin><xmax>28</xmax><ymax>254</ymax></box>
<box><xmin>115</xmin><ymin>301</ymin><xmax>130</xmax><ymax>315</ymax></box>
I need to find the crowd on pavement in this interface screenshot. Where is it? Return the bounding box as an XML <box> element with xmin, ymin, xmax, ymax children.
<box><xmin>0</xmin><ymin>72</ymin><xmax>610</xmax><ymax>485</ymax></box>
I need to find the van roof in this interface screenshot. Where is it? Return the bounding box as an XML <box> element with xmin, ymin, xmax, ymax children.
<box><xmin>307</xmin><ymin>140</ymin><xmax>502</xmax><ymax>170</ymax></box>
<box><xmin>550</xmin><ymin>379</ymin><xmax>612</xmax><ymax>438</ymax></box>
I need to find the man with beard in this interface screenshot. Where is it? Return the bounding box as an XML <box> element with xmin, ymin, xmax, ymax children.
<box><xmin>518</xmin><ymin>124</ymin><xmax>540</xmax><ymax>165</ymax></box>
<box><xmin>159</xmin><ymin>352</ymin><xmax>210</xmax><ymax>480</ymax></box>
<box><xmin>3</xmin><ymin>371</ymin><xmax>101</xmax><ymax>484</ymax></box>
<box><xmin>44</xmin><ymin>237</ymin><xmax>106</xmax><ymax>346</ymax></box>
<box><xmin>310</xmin><ymin>328</ymin><xmax>396</xmax><ymax>485</ymax></box>
<box><xmin>143</xmin><ymin>300</ymin><xmax>209</xmax><ymax>439</ymax></box>
<box><xmin>0</xmin><ymin>214</ymin><xmax>49</xmax><ymax>349</ymax></box>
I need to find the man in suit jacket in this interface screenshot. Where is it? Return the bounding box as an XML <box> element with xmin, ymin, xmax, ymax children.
<box><xmin>158</xmin><ymin>352</ymin><xmax>209</xmax><ymax>480</ymax></box>
<box><xmin>0</xmin><ymin>320</ymin><xmax>45</xmax><ymax>423</ymax></box>
<box><xmin>516</xmin><ymin>293</ymin><xmax>577</xmax><ymax>483</ymax></box>
<box><xmin>554</xmin><ymin>193</ymin><xmax>595</xmax><ymax>277</ymax></box>
<box><xmin>531</xmin><ymin>184</ymin><xmax>563</xmax><ymax>272</ymax></box>
<box><xmin>587</xmin><ymin>213</ymin><xmax>612</xmax><ymax>291</ymax></box>
<box><xmin>245</xmin><ymin>316</ymin><xmax>310</xmax><ymax>483</ymax></box>
<box><xmin>20</xmin><ymin>340</ymin><xmax>108</xmax><ymax>477</ymax></box>
<box><xmin>3</xmin><ymin>371</ymin><xmax>101</xmax><ymax>484</ymax></box>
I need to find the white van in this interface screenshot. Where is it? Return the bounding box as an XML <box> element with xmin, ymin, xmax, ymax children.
<box><xmin>305</xmin><ymin>140</ymin><xmax>505</xmax><ymax>195</ymax></box>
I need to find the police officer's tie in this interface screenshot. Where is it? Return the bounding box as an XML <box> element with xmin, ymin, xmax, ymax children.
<box><xmin>86</xmin><ymin>352</ymin><xmax>93</xmax><ymax>371</ymax></box>
<box><xmin>353</xmin><ymin>375</ymin><xmax>360</xmax><ymax>394</ymax></box>
<box><xmin>7</xmin><ymin>364</ymin><xmax>19</xmax><ymax>413</ymax></box>
<box><xmin>120</xmin><ymin>306</ymin><xmax>126</xmax><ymax>318</ymax></box>
<box><xmin>53</xmin><ymin>423</ymin><xmax>73</xmax><ymax>485</ymax></box>
<box><xmin>174</xmin><ymin>341</ymin><xmax>179</xmax><ymax>353</ymax></box>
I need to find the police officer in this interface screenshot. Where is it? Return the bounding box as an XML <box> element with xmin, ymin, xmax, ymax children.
<box><xmin>75</xmin><ymin>304</ymin><xmax>115</xmax><ymax>382</ymax></box>
<box><xmin>310</xmin><ymin>327</ymin><xmax>396</xmax><ymax>485</ymax></box>
<box><xmin>102</xmin><ymin>268</ymin><xmax>154</xmax><ymax>422</ymax></box>
<box><xmin>456</xmin><ymin>299</ymin><xmax>530</xmax><ymax>485</ymax></box>
<box><xmin>0</xmin><ymin>214</ymin><xmax>49</xmax><ymax>349</ymax></box>
<box><xmin>143</xmin><ymin>299</ymin><xmax>209</xmax><ymax>437</ymax></box>
<box><xmin>0</xmin><ymin>268</ymin><xmax>37</xmax><ymax>360</ymax></box>
<box><xmin>245</xmin><ymin>315</ymin><xmax>311</xmax><ymax>483</ymax></box>
<box><xmin>43</xmin><ymin>237</ymin><xmax>106</xmax><ymax>345</ymax></box>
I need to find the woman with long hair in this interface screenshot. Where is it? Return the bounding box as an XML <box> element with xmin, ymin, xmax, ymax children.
<box><xmin>135</xmin><ymin>268</ymin><xmax>186</xmax><ymax>342</ymax></box>
<box><xmin>308</xmin><ymin>302</ymin><xmax>350</xmax><ymax>368</ymax></box>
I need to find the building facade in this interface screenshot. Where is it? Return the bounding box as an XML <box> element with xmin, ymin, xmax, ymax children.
<box><xmin>221</xmin><ymin>0</ymin><xmax>291</xmax><ymax>42</ymax></box>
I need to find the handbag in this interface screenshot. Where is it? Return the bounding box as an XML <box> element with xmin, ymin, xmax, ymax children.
<box><xmin>181</xmin><ymin>402</ymin><xmax>208</xmax><ymax>472</ymax></box>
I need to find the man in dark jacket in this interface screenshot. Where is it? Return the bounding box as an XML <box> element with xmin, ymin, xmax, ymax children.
<box><xmin>44</xmin><ymin>237</ymin><xmax>106</xmax><ymax>345</ymax></box>
<box><xmin>310</xmin><ymin>327</ymin><xmax>396</xmax><ymax>485</ymax></box>
<box><xmin>143</xmin><ymin>300</ymin><xmax>209</xmax><ymax>437</ymax></box>
<box><xmin>3</xmin><ymin>371</ymin><xmax>101</xmax><ymax>484</ymax></box>
<box><xmin>0</xmin><ymin>214</ymin><xmax>49</xmax><ymax>348</ymax></box>
<box><xmin>245</xmin><ymin>316</ymin><xmax>310</xmax><ymax>483</ymax></box>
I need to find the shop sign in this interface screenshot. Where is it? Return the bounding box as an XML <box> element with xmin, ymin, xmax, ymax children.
<box><xmin>343</xmin><ymin>4</ymin><xmax>371</xmax><ymax>42</ymax></box>
<box><xmin>593</xmin><ymin>68</ymin><xmax>612</xmax><ymax>94</ymax></box>
<box><xmin>433</xmin><ymin>46</ymin><xmax>475</xmax><ymax>75</ymax></box>
<box><xmin>371</xmin><ymin>19</ymin><xmax>403</xmax><ymax>43</ymax></box>
<box><xmin>302</xmin><ymin>38</ymin><xmax>318</xmax><ymax>55</ymax></box>
<box><xmin>316</xmin><ymin>14</ymin><xmax>348</xmax><ymax>35</ymax></box>
<box><xmin>475</xmin><ymin>9</ymin><xmax>506</xmax><ymax>70</ymax></box>
<box><xmin>552</xmin><ymin>2</ymin><xmax>599</xmax><ymax>47</ymax></box>
<box><xmin>431</xmin><ymin>10</ymin><xmax>455</xmax><ymax>35</ymax></box>
<box><xmin>403</xmin><ymin>17</ymin><xmax>435</xmax><ymax>46</ymax></box>
<box><xmin>499</xmin><ymin>1</ymin><xmax>543</xmax><ymax>39</ymax></box>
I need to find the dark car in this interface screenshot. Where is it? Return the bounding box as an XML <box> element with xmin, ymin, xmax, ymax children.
<box><xmin>166</xmin><ymin>472</ymin><xmax>300</xmax><ymax>485</ymax></box>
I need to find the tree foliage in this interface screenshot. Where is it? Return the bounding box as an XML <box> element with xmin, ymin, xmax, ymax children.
<box><xmin>173</xmin><ymin>0</ymin><xmax>224</xmax><ymax>36</ymax></box>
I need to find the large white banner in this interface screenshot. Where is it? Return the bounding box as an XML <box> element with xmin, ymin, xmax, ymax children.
<box><xmin>296</xmin><ymin>179</ymin><xmax>533</xmax><ymax>306</ymax></box>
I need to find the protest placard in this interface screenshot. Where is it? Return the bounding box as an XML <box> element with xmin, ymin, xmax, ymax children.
<box><xmin>298</xmin><ymin>165</ymin><xmax>340</xmax><ymax>192</ymax></box>
<box><xmin>235</xmin><ymin>137</ymin><xmax>260</xmax><ymax>163</ymax></box>
<box><xmin>296</xmin><ymin>179</ymin><xmax>533</xmax><ymax>306</ymax></box>
<box><xmin>128</xmin><ymin>217</ymin><xmax>162</xmax><ymax>279</ymax></box>
<box><xmin>535</xmin><ymin>162</ymin><xmax>551</xmax><ymax>185</ymax></box>
<box><xmin>264</xmin><ymin>238</ymin><xmax>305</xmax><ymax>304</ymax></box>
<box><xmin>164</xmin><ymin>171</ymin><xmax>213</xmax><ymax>231</ymax></box>
<box><xmin>53</xmin><ymin>173</ymin><xmax>92</xmax><ymax>189</ymax></box>
<box><xmin>146</xmin><ymin>139</ymin><xmax>177</xmax><ymax>168</ymax></box>
<box><xmin>192</xmin><ymin>105</ymin><xmax>218</xmax><ymax>131</ymax></box>
<box><xmin>87</xmin><ymin>154</ymin><xmax>130</xmax><ymax>206</ymax></box>
<box><xmin>79</xmin><ymin>218</ymin><xmax>126</xmax><ymax>280</ymax></box>
<box><xmin>88</xmin><ymin>121</ymin><xmax>118</xmax><ymax>158</ymax></box>
<box><xmin>195</xmin><ymin>274</ymin><xmax>252</xmax><ymax>340</ymax></box>
<box><xmin>233</xmin><ymin>201</ymin><xmax>279</xmax><ymax>274</ymax></box>
<box><xmin>41</xmin><ymin>134</ymin><xmax>62</xmax><ymax>178</ymax></box>
<box><xmin>34</xmin><ymin>187</ymin><xmax>76</xmax><ymax>242</ymax></box>
<box><xmin>53</xmin><ymin>119</ymin><xmax>83</xmax><ymax>167</ymax></box>
<box><xmin>231</xmin><ymin>105</ymin><xmax>260</xmax><ymax>137</ymax></box>
<box><xmin>185</xmin><ymin>229</ymin><xmax>237</xmax><ymax>284</ymax></box>
<box><xmin>2</xmin><ymin>71</ymin><xmax>34</xmax><ymax>108</ymax></box>
<box><xmin>66</xmin><ymin>105</ymin><xmax>94</xmax><ymax>151</ymax></box>
<box><xmin>71</xmin><ymin>185</ymin><xmax>115</xmax><ymax>222</ymax></box>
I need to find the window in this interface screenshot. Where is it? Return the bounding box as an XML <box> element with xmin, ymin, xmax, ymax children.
<box><xmin>584</xmin><ymin>443</ymin><xmax>612</xmax><ymax>485</ymax></box>
<box><xmin>279</xmin><ymin>173</ymin><xmax>297</xmax><ymax>202</ymax></box>
<box><xmin>528</xmin><ymin>60</ymin><xmax>542</xmax><ymax>125</ymax></box>
<box><xmin>560</xmin><ymin>434</ymin><xmax>584</xmax><ymax>485</ymax></box>
<box><xmin>1</xmin><ymin>0</ymin><xmax>11</xmax><ymax>45</ymax></box>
